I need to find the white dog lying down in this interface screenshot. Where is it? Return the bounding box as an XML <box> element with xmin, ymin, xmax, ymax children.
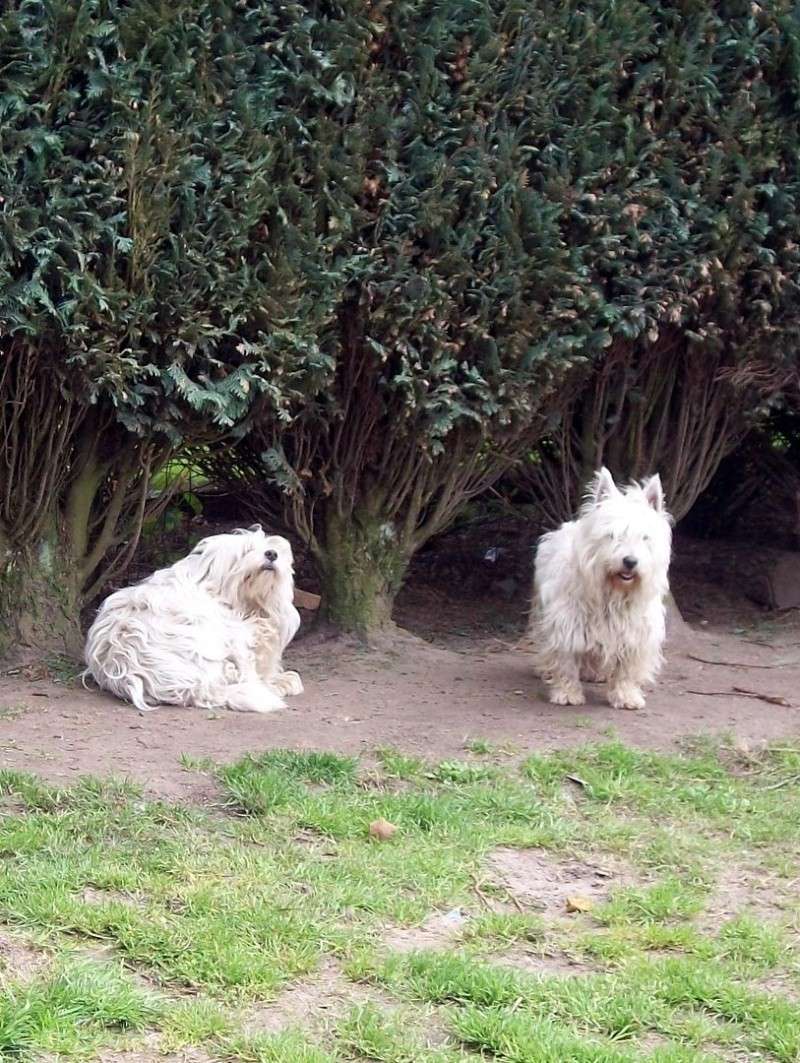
<box><xmin>529</xmin><ymin>468</ymin><xmax>672</xmax><ymax>711</ymax></box>
<box><xmin>84</xmin><ymin>526</ymin><xmax>303</xmax><ymax>714</ymax></box>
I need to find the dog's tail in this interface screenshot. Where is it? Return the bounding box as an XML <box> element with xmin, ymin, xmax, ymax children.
<box><xmin>124</xmin><ymin>675</ymin><xmax>161</xmax><ymax>712</ymax></box>
<box><xmin>217</xmin><ymin>681</ymin><xmax>286</xmax><ymax>714</ymax></box>
<box><xmin>82</xmin><ymin>663</ymin><xmax>160</xmax><ymax>712</ymax></box>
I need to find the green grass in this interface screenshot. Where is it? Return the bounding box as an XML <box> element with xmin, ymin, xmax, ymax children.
<box><xmin>0</xmin><ymin>958</ymin><xmax>163</xmax><ymax>1056</ymax></box>
<box><xmin>462</xmin><ymin>910</ymin><xmax>547</xmax><ymax>947</ymax></box>
<box><xmin>337</xmin><ymin>1002</ymin><xmax>470</xmax><ymax>1061</ymax></box>
<box><xmin>44</xmin><ymin>654</ymin><xmax>86</xmax><ymax>685</ymax></box>
<box><xmin>462</xmin><ymin>738</ymin><xmax>518</xmax><ymax>757</ymax></box>
<box><xmin>0</xmin><ymin>740</ymin><xmax>798</xmax><ymax>1059</ymax></box>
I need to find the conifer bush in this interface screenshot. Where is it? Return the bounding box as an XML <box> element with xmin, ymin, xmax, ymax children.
<box><xmin>2</xmin><ymin>0</ymin><xmax>799</xmax><ymax>648</ymax></box>
<box><xmin>0</xmin><ymin>0</ymin><xmax>319</xmax><ymax>653</ymax></box>
<box><xmin>208</xmin><ymin>0</ymin><xmax>800</xmax><ymax>633</ymax></box>
<box><xmin>508</xmin><ymin>0</ymin><xmax>800</xmax><ymax>523</ymax></box>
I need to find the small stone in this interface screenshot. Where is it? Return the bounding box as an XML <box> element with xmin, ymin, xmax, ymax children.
<box><xmin>369</xmin><ymin>818</ymin><xmax>397</xmax><ymax>841</ymax></box>
<box><xmin>565</xmin><ymin>895</ymin><xmax>595</xmax><ymax>914</ymax></box>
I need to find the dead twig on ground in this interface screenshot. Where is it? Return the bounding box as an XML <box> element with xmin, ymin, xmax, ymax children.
<box><xmin>470</xmin><ymin>874</ymin><xmax>495</xmax><ymax>909</ymax></box>
<box><xmin>687</xmin><ymin>654</ymin><xmax>784</xmax><ymax>669</ymax></box>
<box><xmin>686</xmin><ymin>688</ymin><xmax>793</xmax><ymax>707</ymax></box>
<box><xmin>733</xmin><ymin>686</ymin><xmax>793</xmax><ymax>707</ymax></box>
<box><xmin>759</xmin><ymin>774</ymin><xmax>800</xmax><ymax>792</ymax></box>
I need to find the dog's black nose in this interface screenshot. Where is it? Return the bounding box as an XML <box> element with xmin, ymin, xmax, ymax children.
<box><xmin>265</xmin><ymin>549</ymin><xmax>278</xmax><ymax>562</ymax></box>
<box><xmin>622</xmin><ymin>556</ymin><xmax>638</xmax><ymax>571</ymax></box>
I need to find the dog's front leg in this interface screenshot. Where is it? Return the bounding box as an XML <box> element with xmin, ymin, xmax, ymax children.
<box><xmin>607</xmin><ymin>659</ymin><xmax>648</xmax><ymax>711</ymax></box>
<box><xmin>580</xmin><ymin>650</ymin><xmax>606</xmax><ymax>684</ymax></box>
<box><xmin>253</xmin><ymin>619</ymin><xmax>303</xmax><ymax>698</ymax></box>
<box><xmin>272</xmin><ymin>670</ymin><xmax>304</xmax><ymax>697</ymax></box>
<box><xmin>608</xmin><ymin>636</ymin><xmax>663</xmax><ymax>711</ymax></box>
<box><xmin>546</xmin><ymin>654</ymin><xmax>585</xmax><ymax>706</ymax></box>
<box><xmin>607</xmin><ymin>678</ymin><xmax>645</xmax><ymax>711</ymax></box>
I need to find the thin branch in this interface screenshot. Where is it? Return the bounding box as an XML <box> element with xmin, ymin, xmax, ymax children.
<box><xmin>687</xmin><ymin>654</ymin><xmax>786</xmax><ymax>669</ymax></box>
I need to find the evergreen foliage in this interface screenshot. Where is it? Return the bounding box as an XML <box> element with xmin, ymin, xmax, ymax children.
<box><xmin>1</xmin><ymin>0</ymin><xmax>799</xmax><ymax>644</ymax></box>
<box><xmin>208</xmin><ymin>0</ymin><xmax>800</xmax><ymax>631</ymax></box>
<box><xmin>0</xmin><ymin>0</ymin><xmax>318</xmax><ymax>650</ymax></box>
<box><xmin>508</xmin><ymin>0</ymin><xmax>800</xmax><ymax>520</ymax></box>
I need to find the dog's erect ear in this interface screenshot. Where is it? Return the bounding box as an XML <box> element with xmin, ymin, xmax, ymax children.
<box><xmin>643</xmin><ymin>474</ymin><xmax>664</xmax><ymax>512</ymax></box>
<box><xmin>592</xmin><ymin>467</ymin><xmax>619</xmax><ymax>505</ymax></box>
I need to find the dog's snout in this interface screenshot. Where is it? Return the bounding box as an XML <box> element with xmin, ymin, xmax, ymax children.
<box><xmin>622</xmin><ymin>556</ymin><xmax>638</xmax><ymax>571</ymax></box>
<box><xmin>264</xmin><ymin>549</ymin><xmax>278</xmax><ymax>563</ymax></box>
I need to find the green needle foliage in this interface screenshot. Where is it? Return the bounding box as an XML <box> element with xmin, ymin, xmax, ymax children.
<box><xmin>0</xmin><ymin>0</ymin><xmax>327</xmax><ymax>653</ymax></box>
<box><xmin>508</xmin><ymin>0</ymin><xmax>800</xmax><ymax>523</ymax></box>
<box><xmin>204</xmin><ymin>0</ymin><xmax>800</xmax><ymax>633</ymax></box>
<box><xmin>2</xmin><ymin>0</ymin><xmax>799</xmax><ymax>647</ymax></box>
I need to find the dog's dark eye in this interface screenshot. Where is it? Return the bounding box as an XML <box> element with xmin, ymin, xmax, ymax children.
<box><xmin>642</xmin><ymin>535</ymin><xmax>650</xmax><ymax>542</ymax></box>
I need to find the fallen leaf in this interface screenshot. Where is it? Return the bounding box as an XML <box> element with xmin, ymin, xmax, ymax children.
<box><xmin>565</xmin><ymin>774</ymin><xmax>588</xmax><ymax>789</ymax></box>
<box><xmin>369</xmin><ymin>818</ymin><xmax>397</xmax><ymax>841</ymax></box>
<box><xmin>566</xmin><ymin>895</ymin><xmax>595</xmax><ymax>914</ymax></box>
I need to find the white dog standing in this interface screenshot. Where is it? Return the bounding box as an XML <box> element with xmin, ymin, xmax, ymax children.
<box><xmin>84</xmin><ymin>526</ymin><xmax>303</xmax><ymax>714</ymax></box>
<box><xmin>529</xmin><ymin>468</ymin><xmax>672</xmax><ymax>711</ymax></box>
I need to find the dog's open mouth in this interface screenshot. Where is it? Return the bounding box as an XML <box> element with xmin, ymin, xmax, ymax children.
<box><xmin>615</xmin><ymin>570</ymin><xmax>637</xmax><ymax>585</ymax></box>
<box><xmin>263</xmin><ymin>561</ymin><xmax>276</xmax><ymax>572</ymax></box>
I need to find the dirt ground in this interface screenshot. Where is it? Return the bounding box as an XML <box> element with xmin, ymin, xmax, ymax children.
<box><xmin>1</xmin><ymin>530</ymin><xmax>799</xmax><ymax>801</ymax></box>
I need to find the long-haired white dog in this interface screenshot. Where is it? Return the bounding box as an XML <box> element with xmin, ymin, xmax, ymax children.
<box><xmin>529</xmin><ymin>468</ymin><xmax>672</xmax><ymax>711</ymax></box>
<box><xmin>84</xmin><ymin>526</ymin><xmax>303</xmax><ymax>714</ymax></box>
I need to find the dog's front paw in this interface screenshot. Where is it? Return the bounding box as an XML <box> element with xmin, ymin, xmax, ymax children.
<box><xmin>274</xmin><ymin>670</ymin><xmax>304</xmax><ymax>697</ymax></box>
<box><xmin>549</xmin><ymin>683</ymin><xmax>585</xmax><ymax>706</ymax></box>
<box><xmin>608</xmin><ymin>685</ymin><xmax>646</xmax><ymax>711</ymax></box>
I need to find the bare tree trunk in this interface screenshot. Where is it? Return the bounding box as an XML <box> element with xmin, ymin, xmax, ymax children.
<box><xmin>318</xmin><ymin>507</ymin><xmax>410</xmax><ymax>638</ymax></box>
<box><xmin>0</xmin><ymin>367</ymin><xmax>174</xmax><ymax>662</ymax></box>
<box><xmin>0</xmin><ymin>524</ymin><xmax>83</xmax><ymax>660</ymax></box>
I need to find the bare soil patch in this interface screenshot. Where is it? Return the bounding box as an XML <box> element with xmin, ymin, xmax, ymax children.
<box><xmin>380</xmin><ymin>907</ymin><xmax>470</xmax><ymax>954</ymax></box>
<box><xmin>704</xmin><ymin>861</ymin><xmax>793</xmax><ymax>926</ymax></box>
<box><xmin>487</xmin><ymin>847</ymin><xmax>629</xmax><ymax>916</ymax></box>
<box><xmin>93</xmin><ymin>1039</ymin><xmax>213</xmax><ymax>1063</ymax></box>
<box><xmin>492</xmin><ymin>945</ymin><xmax>595</xmax><ymax>978</ymax></box>
<box><xmin>243</xmin><ymin>958</ymin><xmax>395</xmax><ymax>1037</ymax></box>
<box><xmin>0</xmin><ymin>532</ymin><xmax>798</xmax><ymax>802</ymax></box>
<box><xmin>0</xmin><ymin>929</ymin><xmax>50</xmax><ymax>983</ymax></box>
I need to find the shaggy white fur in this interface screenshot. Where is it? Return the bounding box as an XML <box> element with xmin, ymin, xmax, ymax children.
<box><xmin>84</xmin><ymin>526</ymin><xmax>302</xmax><ymax>714</ymax></box>
<box><xmin>529</xmin><ymin>468</ymin><xmax>672</xmax><ymax>711</ymax></box>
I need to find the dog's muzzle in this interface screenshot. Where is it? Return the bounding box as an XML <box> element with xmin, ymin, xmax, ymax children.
<box><xmin>618</xmin><ymin>556</ymin><xmax>638</xmax><ymax>582</ymax></box>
